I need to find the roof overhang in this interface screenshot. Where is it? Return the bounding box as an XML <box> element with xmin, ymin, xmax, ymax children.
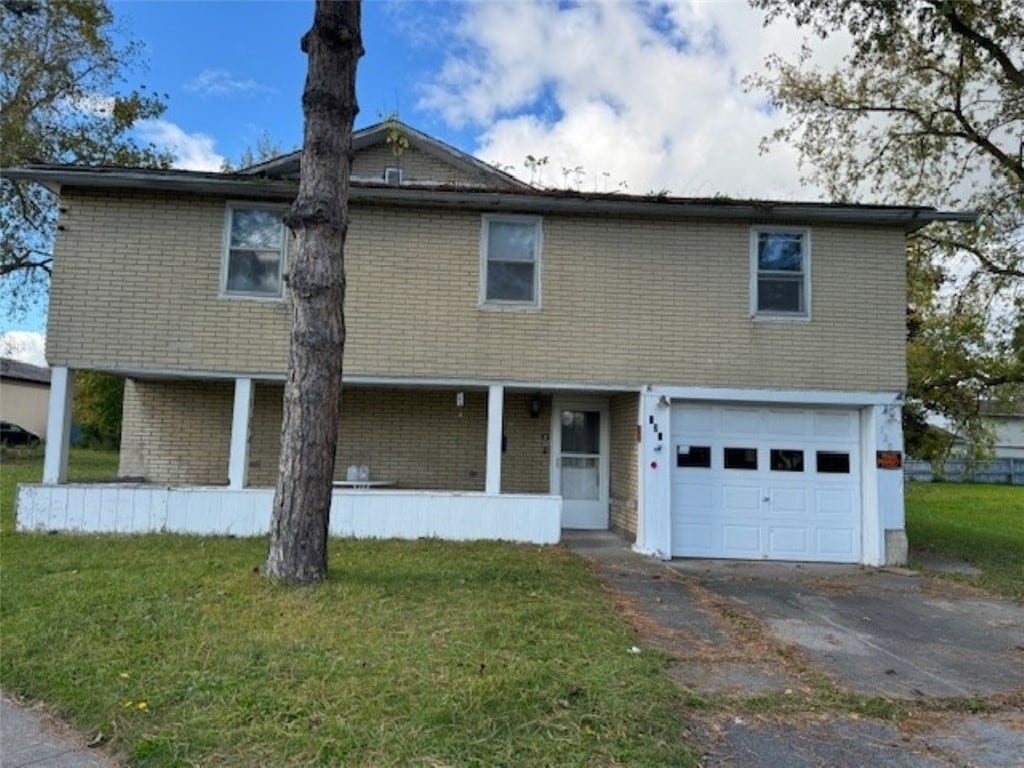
<box><xmin>2</xmin><ymin>165</ymin><xmax>976</xmax><ymax>233</ymax></box>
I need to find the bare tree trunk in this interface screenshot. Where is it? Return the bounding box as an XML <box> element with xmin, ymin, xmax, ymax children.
<box><xmin>265</xmin><ymin>0</ymin><xmax>362</xmax><ymax>583</ymax></box>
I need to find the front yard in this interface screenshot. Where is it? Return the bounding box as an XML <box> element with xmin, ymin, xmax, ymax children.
<box><xmin>1</xmin><ymin>449</ymin><xmax>693</xmax><ymax>767</ymax></box>
<box><xmin>1</xmin><ymin>450</ymin><xmax>1020</xmax><ymax>766</ymax></box>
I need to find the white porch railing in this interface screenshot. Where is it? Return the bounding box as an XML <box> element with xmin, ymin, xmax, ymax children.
<box><xmin>15</xmin><ymin>484</ymin><xmax>562</xmax><ymax>545</ymax></box>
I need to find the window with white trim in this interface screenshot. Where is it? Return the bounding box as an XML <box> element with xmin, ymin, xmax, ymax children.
<box><xmin>222</xmin><ymin>205</ymin><xmax>287</xmax><ymax>299</ymax></box>
<box><xmin>481</xmin><ymin>215</ymin><xmax>541</xmax><ymax>308</ymax></box>
<box><xmin>751</xmin><ymin>228</ymin><xmax>810</xmax><ymax>318</ymax></box>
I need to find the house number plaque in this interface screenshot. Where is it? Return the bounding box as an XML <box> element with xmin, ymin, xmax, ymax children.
<box><xmin>876</xmin><ymin>451</ymin><xmax>903</xmax><ymax>470</ymax></box>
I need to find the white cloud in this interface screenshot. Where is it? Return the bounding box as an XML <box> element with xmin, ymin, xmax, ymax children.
<box><xmin>418</xmin><ymin>0</ymin><xmax>853</xmax><ymax>200</ymax></box>
<box><xmin>0</xmin><ymin>331</ymin><xmax>46</xmax><ymax>367</ymax></box>
<box><xmin>136</xmin><ymin>119</ymin><xmax>225</xmax><ymax>171</ymax></box>
<box><xmin>184</xmin><ymin>69</ymin><xmax>276</xmax><ymax>97</ymax></box>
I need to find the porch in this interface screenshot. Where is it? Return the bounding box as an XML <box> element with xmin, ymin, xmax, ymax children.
<box><xmin>19</xmin><ymin>369</ymin><xmax>640</xmax><ymax>544</ymax></box>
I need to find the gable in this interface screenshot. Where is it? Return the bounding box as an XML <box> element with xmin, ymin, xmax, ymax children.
<box><xmin>351</xmin><ymin>142</ymin><xmax>494</xmax><ymax>187</ymax></box>
<box><xmin>240</xmin><ymin>120</ymin><xmax>531</xmax><ymax>192</ymax></box>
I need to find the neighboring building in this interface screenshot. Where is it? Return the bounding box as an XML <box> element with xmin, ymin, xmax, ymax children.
<box><xmin>980</xmin><ymin>401</ymin><xmax>1024</xmax><ymax>459</ymax></box>
<box><xmin>951</xmin><ymin>401</ymin><xmax>1024</xmax><ymax>459</ymax></box>
<box><xmin>0</xmin><ymin>358</ymin><xmax>51</xmax><ymax>437</ymax></box>
<box><xmin>8</xmin><ymin>120</ymin><xmax>973</xmax><ymax>565</ymax></box>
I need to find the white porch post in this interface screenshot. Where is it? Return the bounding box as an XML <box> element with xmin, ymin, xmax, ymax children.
<box><xmin>42</xmin><ymin>366</ymin><xmax>74</xmax><ymax>484</ymax></box>
<box><xmin>485</xmin><ymin>384</ymin><xmax>504</xmax><ymax>495</ymax></box>
<box><xmin>228</xmin><ymin>377</ymin><xmax>254</xmax><ymax>489</ymax></box>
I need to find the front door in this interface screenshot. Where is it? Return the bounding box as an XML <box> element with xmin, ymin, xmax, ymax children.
<box><xmin>551</xmin><ymin>398</ymin><xmax>609</xmax><ymax>529</ymax></box>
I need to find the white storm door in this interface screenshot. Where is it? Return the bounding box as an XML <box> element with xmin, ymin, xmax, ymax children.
<box><xmin>551</xmin><ymin>399</ymin><xmax>609</xmax><ymax>529</ymax></box>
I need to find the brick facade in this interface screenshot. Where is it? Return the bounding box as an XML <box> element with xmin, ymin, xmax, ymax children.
<box><xmin>119</xmin><ymin>378</ymin><xmax>233</xmax><ymax>484</ymax></box>
<box><xmin>609</xmin><ymin>392</ymin><xmax>639</xmax><ymax>538</ymax></box>
<box><xmin>47</xmin><ymin>190</ymin><xmax>906</xmax><ymax>392</ymax></box>
<box><xmin>118</xmin><ymin>380</ymin><xmax>640</xmax><ymax>504</ymax></box>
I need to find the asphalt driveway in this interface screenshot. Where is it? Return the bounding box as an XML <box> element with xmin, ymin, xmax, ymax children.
<box><xmin>565</xmin><ymin>531</ymin><xmax>1024</xmax><ymax>768</ymax></box>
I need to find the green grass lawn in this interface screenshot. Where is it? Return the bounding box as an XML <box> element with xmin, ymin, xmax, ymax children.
<box><xmin>1</xmin><ymin>450</ymin><xmax>694</xmax><ymax>767</ymax></box>
<box><xmin>906</xmin><ymin>482</ymin><xmax>1024</xmax><ymax>599</ymax></box>
<box><xmin>3</xmin><ymin>453</ymin><xmax>1020</xmax><ymax>766</ymax></box>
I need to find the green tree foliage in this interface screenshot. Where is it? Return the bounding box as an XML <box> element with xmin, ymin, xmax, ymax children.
<box><xmin>219</xmin><ymin>130</ymin><xmax>288</xmax><ymax>172</ymax></box>
<box><xmin>1</xmin><ymin>0</ymin><xmax>171</xmax><ymax>314</ymax></box>
<box><xmin>71</xmin><ymin>371</ymin><xmax>123</xmax><ymax>447</ymax></box>
<box><xmin>750</xmin><ymin>0</ymin><xmax>1024</xmax><ymax>460</ymax></box>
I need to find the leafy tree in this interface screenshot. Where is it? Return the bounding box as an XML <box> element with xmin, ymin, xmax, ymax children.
<box><xmin>265</xmin><ymin>0</ymin><xmax>363</xmax><ymax>584</ymax></box>
<box><xmin>750</xmin><ymin>0</ymin><xmax>1024</xmax><ymax>458</ymax></box>
<box><xmin>72</xmin><ymin>370</ymin><xmax>123</xmax><ymax>447</ymax></box>
<box><xmin>219</xmin><ymin>131</ymin><xmax>289</xmax><ymax>172</ymax></box>
<box><xmin>1</xmin><ymin>0</ymin><xmax>170</xmax><ymax>315</ymax></box>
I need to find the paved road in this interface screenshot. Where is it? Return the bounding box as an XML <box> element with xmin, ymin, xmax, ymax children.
<box><xmin>1</xmin><ymin>693</ymin><xmax>121</xmax><ymax>767</ymax></box>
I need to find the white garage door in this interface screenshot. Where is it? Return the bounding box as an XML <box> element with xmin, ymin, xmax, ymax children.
<box><xmin>670</xmin><ymin>403</ymin><xmax>861</xmax><ymax>562</ymax></box>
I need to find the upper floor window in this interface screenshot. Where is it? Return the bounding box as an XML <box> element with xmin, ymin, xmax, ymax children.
<box><xmin>222</xmin><ymin>205</ymin><xmax>287</xmax><ymax>299</ymax></box>
<box><xmin>480</xmin><ymin>214</ymin><xmax>542</xmax><ymax>309</ymax></box>
<box><xmin>751</xmin><ymin>228</ymin><xmax>810</xmax><ymax>319</ymax></box>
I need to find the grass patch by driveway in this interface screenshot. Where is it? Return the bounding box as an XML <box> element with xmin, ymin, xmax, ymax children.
<box><xmin>2</xmin><ymin>532</ymin><xmax>692</xmax><ymax>766</ymax></box>
<box><xmin>906</xmin><ymin>482</ymin><xmax>1024</xmax><ymax>599</ymax></box>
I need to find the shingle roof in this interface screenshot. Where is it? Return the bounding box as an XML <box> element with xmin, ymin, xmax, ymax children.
<box><xmin>0</xmin><ymin>358</ymin><xmax>50</xmax><ymax>384</ymax></box>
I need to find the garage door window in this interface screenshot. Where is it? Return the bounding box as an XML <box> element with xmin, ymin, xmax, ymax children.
<box><xmin>770</xmin><ymin>449</ymin><xmax>804</xmax><ymax>472</ymax></box>
<box><xmin>816</xmin><ymin>451</ymin><xmax>851</xmax><ymax>474</ymax></box>
<box><xmin>677</xmin><ymin>445</ymin><xmax>711</xmax><ymax>468</ymax></box>
<box><xmin>724</xmin><ymin>447</ymin><xmax>758</xmax><ymax>470</ymax></box>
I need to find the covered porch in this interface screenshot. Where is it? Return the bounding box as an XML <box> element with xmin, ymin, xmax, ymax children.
<box><xmin>18</xmin><ymin>369</ymin><xmax>640</xmax><ymax>544</ymax></box>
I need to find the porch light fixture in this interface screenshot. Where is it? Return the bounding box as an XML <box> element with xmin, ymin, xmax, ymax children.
<box><xmin>529</xmin><ymin>395</ymin><xmax>543</xmax><ymax>419</ymax></box>
<box><xmin>657</xmin><ymin>395</ymin><xmax>670</xmax><ymax>408</ymax></box>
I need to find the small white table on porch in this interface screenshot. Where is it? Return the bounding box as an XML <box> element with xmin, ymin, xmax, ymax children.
<box><xmin>332</xmin><ymin>480</ymin><xmax>397</xmax><ymax>490</ymax></box>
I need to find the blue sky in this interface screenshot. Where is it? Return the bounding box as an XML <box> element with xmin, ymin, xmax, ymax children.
<box><xmin>3</xmin><ymin>1</ymin><xmax>852</xmax><ymax>361</ymax></box>
<box><xmin>113</xmin><ymin>1</ymin><xmax>485</xmax><ymax>166</ymax></box>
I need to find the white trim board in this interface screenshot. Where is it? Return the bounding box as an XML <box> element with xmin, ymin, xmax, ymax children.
<box><xmin>52</xmin><ymin>366</ymin><xmax>647</xmax><ymax>393</ymax></box>
<box><xmin>647</xmin><ymin>387</ymin><xmax>902</xmax><ymax>407</ymax></box>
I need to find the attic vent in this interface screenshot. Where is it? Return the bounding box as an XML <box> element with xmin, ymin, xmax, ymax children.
<box><xmin>384</xmin><ymin>167</ymin><xmax>402</xmax><ymax>185</ymax></box>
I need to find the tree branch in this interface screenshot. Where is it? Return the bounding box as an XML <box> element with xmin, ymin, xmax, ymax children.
<box><xmin>916</xmin><ymin>232</ymin><xmax>1024</xmax><ymax>279</ymax></box>
<box><xmin>928</xmin><ymin>0</ymin><xmax>1024</xmax><ymax>87</ymax></box>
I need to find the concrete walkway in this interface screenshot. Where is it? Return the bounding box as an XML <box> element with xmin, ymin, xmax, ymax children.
<box><xmin>1</xmin><ymin>693</ymin><xmax>121</xmax><ymax>767</ymax></box>
<box><xmin>563</xmin><ymin>530</ymin><xmax>1024</xmax><ymax>768</ymax></box>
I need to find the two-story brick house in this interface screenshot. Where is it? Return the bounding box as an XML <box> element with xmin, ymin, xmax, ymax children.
<box><xmin>10</xmin><ymin>121</ymin><xmax>971</xmax><ymax>564</ymax></box>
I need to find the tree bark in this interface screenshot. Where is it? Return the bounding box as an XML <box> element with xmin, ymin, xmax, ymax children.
<box><xmin>265</xmin><ymin>0</ymin><xmax>362</xmax><ymax>583</ymax></box>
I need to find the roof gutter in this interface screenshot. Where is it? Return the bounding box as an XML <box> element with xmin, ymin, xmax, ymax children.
<box><xmin>3</xmin><ymin>166</ymin><xmax>977</xmax><ymax>232</ymax></box>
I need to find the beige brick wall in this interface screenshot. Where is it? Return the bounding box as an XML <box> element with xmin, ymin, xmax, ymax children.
<box><xmin>118</xmin><ymin>378</ymin><xmax>233</xmax><ymax>484</ymax></box>
<box><xmin>48</xmin><ymin>190</ymin><xmax>907</xmax><ymax>392</ymax></box>
<box><xmin>352</xmin><ymin>144</ymin><xmax>483</xmax><ymax>186</ymax></box>
<box><xmin>501</xmin><ymin>393</ymin><xmax>551</xmax><ymax>494</ymax></box>
<box><xmin>252</xmin><ymin>386</ymin><xmax>552</xmax><ymax>491</ymax></box>
<box><xmin>121</xmin><ymin>381</ymin><xmax>589</xmax><ymax>492</ymax></box>
<box><xmin>609</xmin><ymin>392</ymin><xmax>639</xmax><ymax>539</ymax></box>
